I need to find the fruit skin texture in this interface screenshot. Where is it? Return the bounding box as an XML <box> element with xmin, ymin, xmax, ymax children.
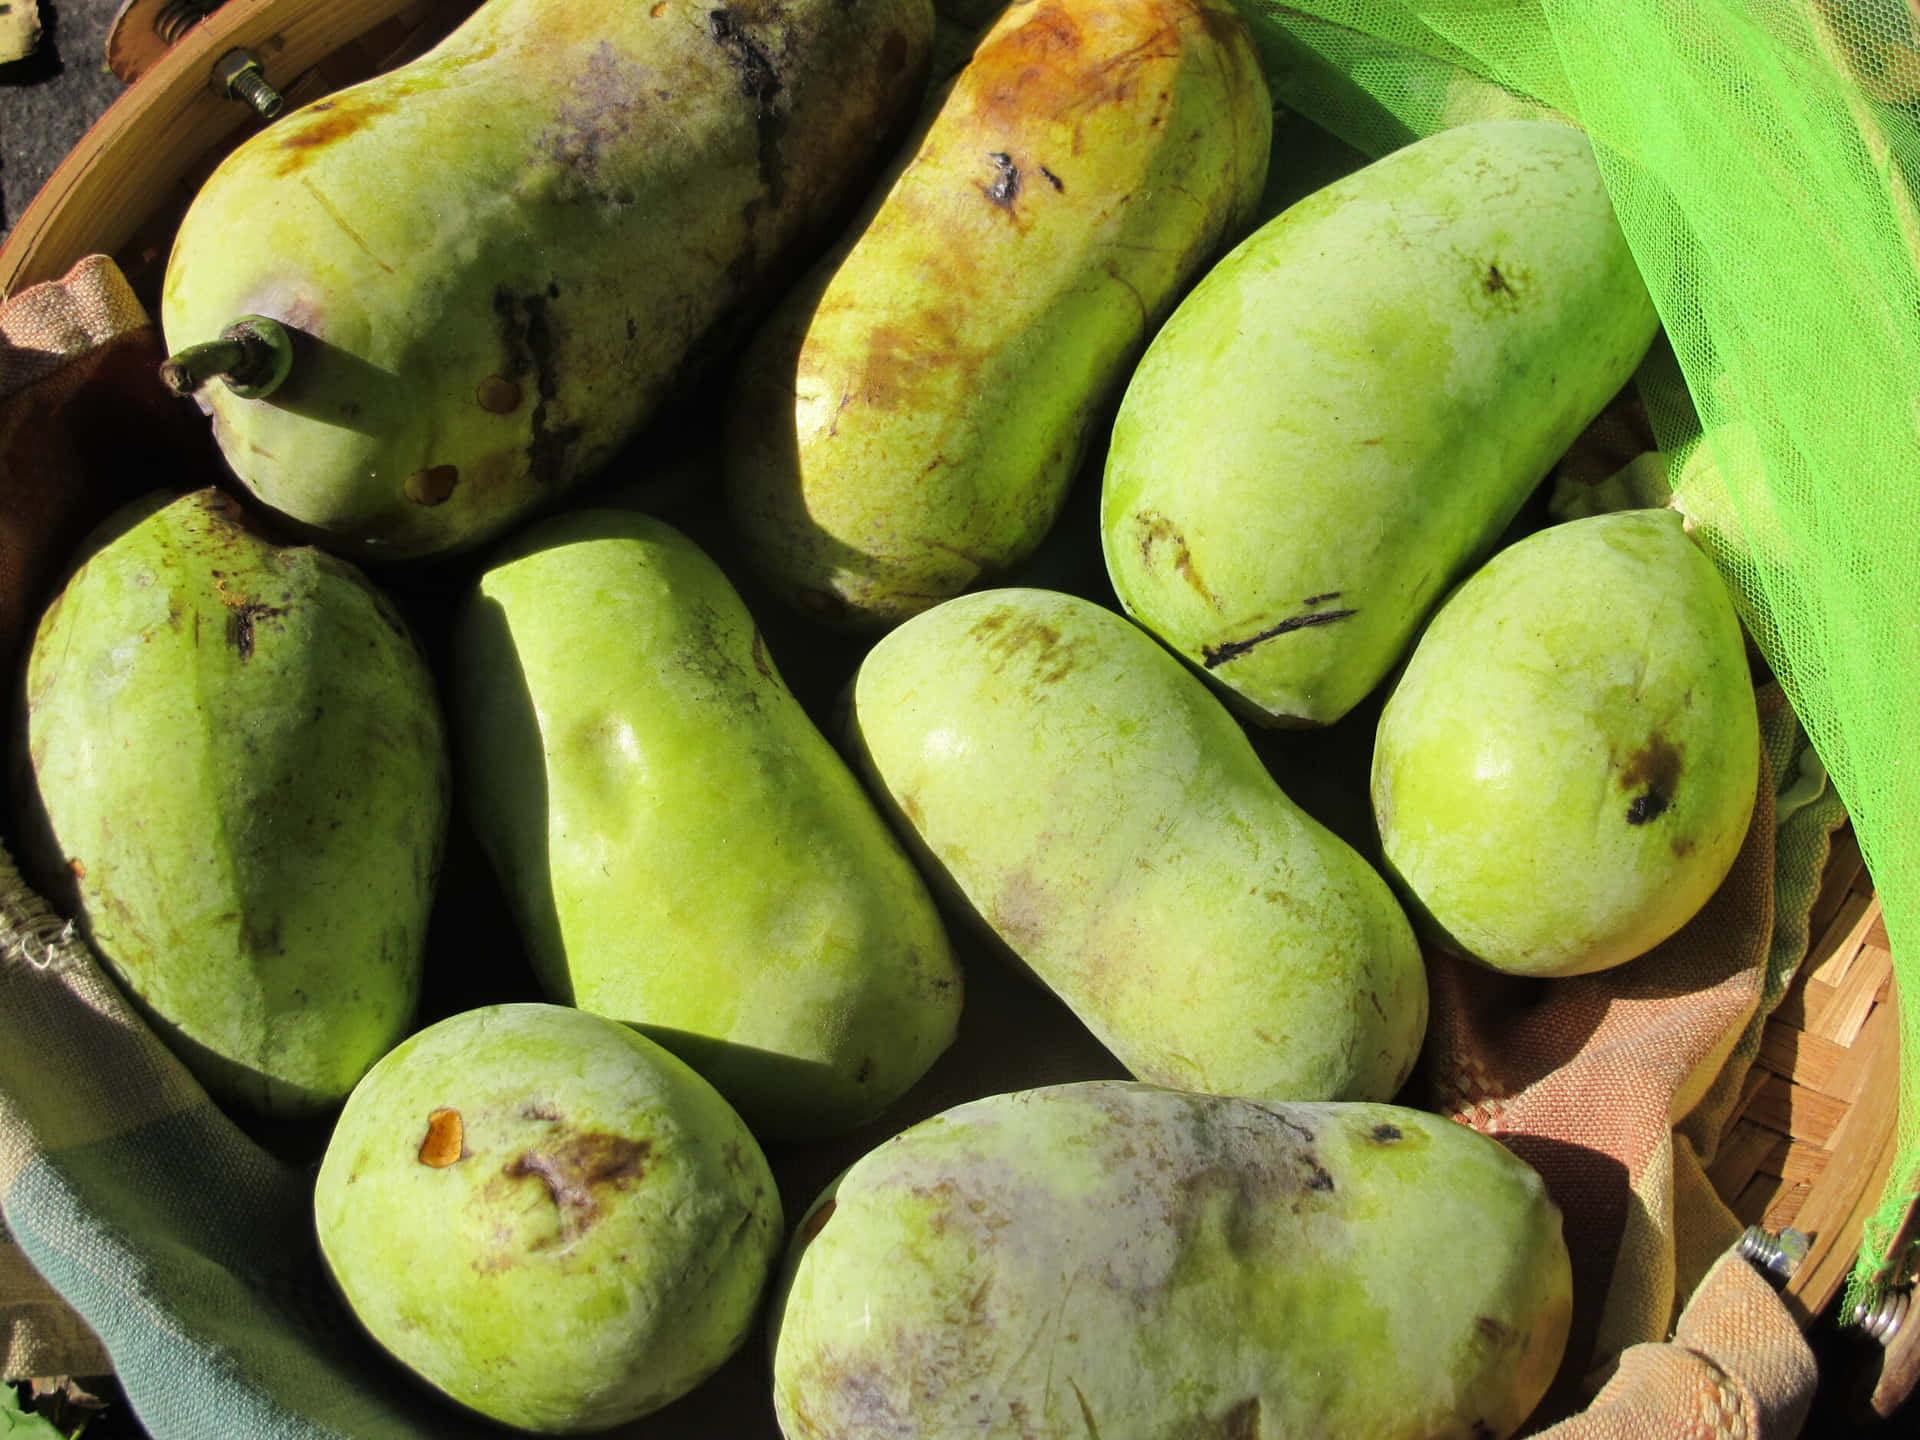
<box><xmin>845</xmin><ymin>587</ymin><xmax>1426</xmax><ymax>1103</ymax></box>
<box><xmin>1371</xmin><ymin>509</ymin><xmax>1760</xmax><ymax>978</ymax></box>
<box><xmin>724</xmin><ymin>0</ymin><xmax>1273</xmax><ymax>631</ymax></box>
<box><xmin>160</xmin><ymin>0</ymin><xmax>935</xmax><ymax>562</ymax></box>
<box><xmin>450</xmin><ymin>508</ymin><xmax>961</xmax><ymax>1141</ymax></box>
<box><xmin>1101</xmin><ymin>118</ymin><xmax>1661</xmax><ymax>726</ymax></box>
<box><xmin>771</xmin><ymin>1081</ymin><xmax>1572</xmax><ymax>1439</ymax></box>
<box><xmin>16</xmin><ymin>489</ymin><xmax>447</xmax><ymax>1116</ymax></box>
<box><xmin>313</xmin><ymin>1002</ymin><xmax>783</xmax><ymax>1433</ymax></box>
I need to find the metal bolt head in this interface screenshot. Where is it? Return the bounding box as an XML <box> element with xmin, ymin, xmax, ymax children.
<box><xmin>1736</xmin><ymin>1224</ymin><xmax>1812</xmax><ymax>1283</ymax></box>
<box><xmin>210</xmin><ymin>47</ymin><xmax>284</xmax><ymax>119</ymax></box>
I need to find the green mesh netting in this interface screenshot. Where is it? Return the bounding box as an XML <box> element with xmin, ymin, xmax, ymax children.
<box><xmin>1230</xmin><ymin>0</ymin><xmax>1920</xmax><ymax>1312</ymax></box>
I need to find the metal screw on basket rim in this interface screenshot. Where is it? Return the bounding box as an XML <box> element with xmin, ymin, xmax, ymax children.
<box><xmin>1847</xmin><ymin>1285</ymin><xmax>1912</xmax><ymax>1345</ymax></box>
<box><xmin>1736</xmin><ymin>1224</ymin><xmax>1811</xmax><ymax>1283</ymax></box>
<box><xmin>212</xmin><ymin>48</ymin><xmax>285</xmax><ymax>120</ymax></box>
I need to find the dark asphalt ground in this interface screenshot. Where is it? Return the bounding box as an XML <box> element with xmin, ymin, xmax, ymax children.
<box><xmin>0</xmin><ymin>0</ymin><xmax>125</xmax><ymax>247</ymax></box>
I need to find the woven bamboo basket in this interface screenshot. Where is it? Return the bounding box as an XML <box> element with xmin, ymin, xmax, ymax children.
<box><xmin>1</xmin><ymin>0</ymin><xmax>1914</xmax><ymax>1429</ymax></box>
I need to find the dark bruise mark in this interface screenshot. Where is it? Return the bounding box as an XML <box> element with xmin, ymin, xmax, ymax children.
<box><xmin>1627</xmin><ymin>791</ymin><xmax>1671</xmax><ymax>824</ymax></box>
<box><xmin>709</xmin><ymin>9</ymin><xmax>783</xmax><ymax>206</ymax></box>
<box><xmin>504</xmin><ymin>1132</ymin><xmax>652</xmax><ymax>1242</ymax></box>
<box><xmin>519</xmin><ymin>1101</ymin><xmax>562</xmax><ymax>1122</ymax></box>
<box><xmin>1202</xmin><ymin>608</ymin><xmax>1359</xmax><ymax>668</ymax></box>
<box><xmin>1303</xmin><ymin>1160</ymin><xmax>1335</xmax><ymax>1192</ymax></box>
<box><xmin>540</xmin><ymin>44</ymin><xmax>647</xmax><ymax>184</ymax></box>
<box><xmin>1069</xmin><ymin>1378</ymin><xmax>1101</xmax><ymax>1438</ymax></box>
<box><xmin>983</xmin><ymin>151</ymin><xmax>1021</xmax><ymax>211</ymax></box>
<box><xmin>270</xmin><ymin>98</ymin><xmax>399</xmax><ymax>176</ymax></box>
<box><xmin>1136</xmin><ymin>510</ymin><xmax>1214</xmax><ymax>606</ymax></box>
<box><xmin>1620</xmin><ymin>734</ymin><xmax>1683</xmax><ymax>826</ymax></box>
<box><xmin>1483</xmin><ymin>263</ymin><xmax>1516</xmax><ymax>298</ymax></box>
<box><xmin>226</xmin><ymin>600</ymin><xmax>290</xmax><ymax>661</ymax></box>
<box><xmin>1368</xmin><ymin>1123</ymin><xmax>1404</xmax><ymax>1144</ymax></box>
<box><xmin>1039</xmin><ymin>165</ymin><xmax>1065</xmax><ymax>192</ymax></box>
<box><xmin>494</xmin><ymin>286</ymin><xmax>584</xmax><ymax>487</ymax></box>
<box><xmin>1302</xmin><ymin>591</ymin><xmax>1342</xmax><ymax>606</ymax></box>
<box><xmin>1475</xmin><ymin>1315</ymin><xmax>1515</xmax><ymax>1347</ymax></box>
<box><xmin>854</xmin><ymin>1055</ymin><xmax>875</xmax><ymax>1084</ymax></box>
<box><xmin>1222</xmin><ymin>1396</ymin><xmax>1262</xmax><ymax>1440</ymax></box>
<box><xmin>749</xmin><ymin>628</ymin><xmax>775</xmax><ymax>682</ymax></box>
<box><xmin>710</xmin><ymin>10</ymin><xmax>780</xmax><ymax>114</ymax></box>
<box><xmin>969</xmin><ymin>609</ymin><xmax>1080</xmax><ymax>684</ymax></box>
<box><xmin>879</xmin><ymin>27</ymin><xmax>910</xmax><ymax>74</ymax></box>
<box><xmin>797</xmin><ymin>1197</ymin><xmax>836</xmax><ymax>1245</ymax></box>
<box><xmin>1471</xmin><ymin>1424</ymin><xmax>1497</xmax><ymax>1440</ymax></box>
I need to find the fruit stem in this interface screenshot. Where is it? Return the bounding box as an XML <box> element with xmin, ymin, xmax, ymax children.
<box><xmin>160</xmin><ymin>316</ymin><xmax>294</xmax><ymax>400</ymax></box>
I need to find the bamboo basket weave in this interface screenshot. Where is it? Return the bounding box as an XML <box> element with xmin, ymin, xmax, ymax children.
<box><xmin>1</xmin><ymin>0</ymin><xmax>1912</xmax><ymax>1428</ymax></box>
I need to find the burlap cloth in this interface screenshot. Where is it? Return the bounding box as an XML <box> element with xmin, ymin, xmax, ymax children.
<box><xmin>0</xmin><ymin>256</ymin><xmax>1844</xmax><ymax>1437</ymax></box>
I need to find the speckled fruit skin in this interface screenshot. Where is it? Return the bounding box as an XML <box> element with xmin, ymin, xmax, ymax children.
<box><xmin>724</xmin><ymin>0</ymin><xmax>1272</xmax><ymax>631</ymax></box>
<box><xmin>1371</xmin><ymin>509</ymin><xmax>1760</xmax><ymax>977</ymax></box>
<box><xmin>450</xmin><ymin>508</ymin><xmax>961</xmax><ymax>1141</ymax></box>
<box><xmin>771</xmin><ymin>1081</ymin><xmax>1572</xmax><ymax>1439</ymax></box>
<box><xmin>1101</xmin><ymin>118</ymin><xmax>1661</xmax><ymax>726</ymax></box>
<box><xmin>845</xmin><ymin>587</ymin><xmax>1426</xmax><ymax>1103</ymax></box>
<box><xmin>160</xmin><ymin>0</ymin><xmax>934</xmax><ymax>562</ymax></box>
<box><xmin>16</xmin><ymin>489</ymin><xmax>447</xmax><ymax>1116</ymax></box>
<box><xmin>313</xmin><ymin>1003</ymin><xmax>783</xmax><ymax>1433</ymax></box>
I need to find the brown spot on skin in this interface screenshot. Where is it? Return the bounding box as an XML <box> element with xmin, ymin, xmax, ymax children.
<box><xmin>221</xmin><ymin>594</ymin><xmax>290</xmax><ymax>662</ymax></box>
<box><xmin>1222</xmin><ymin>1396</ymin><xmax>1262</xmax><ymax>1440</ymax></box>
<box><xmin>710</xmin><ymin>9</ymin><xmax>780</xmax><ymax>115</ymax></box>
<box><xmin>494</xmin><ymin>287</ymin><xmax>584</xmax><ymax>487</ymax></box>
<box><xmin>519</xmin><ymin>1101</ymin><xmax>562</xmax><ymax>1122</ymax></box>
<box><xmin>1039</xmin><ymin>165</ymin><xmax>1065</xmax><ymax>191</ymax></box>
<box><xmin>404</xmin><ymin>465</ymin><xmax>459</xmax><ymax>506</ymax></box>
<box><xmin>67</xmin><ymin>858</ymin><xmax>85</xmax><ymax>881</ymax></box>
<box><xmin>969</xmin><ymin>608</ymin><xmax>1080</xmax><ymax>684</ymax></box>
<box><xmin>749</xmin><ymin>628</ymin><xmax>775</xmax><ymax>682</ymax></box>
<box><xmin>1368</xmin><ymin>1123</ymin><xmax>1404</xmax><ymax>1144</ymax></box>
<box><xmin>1302</xmin><ymin>591</ymin><xmax>1342</xmax><ymax>606</ymax></box>
<box><xmin>855</xmin><ymin>1055</ymin><xmax>875</xmax><ymax>1084</ymax></box>
<box><xmin>503</xmin><ymin>1131</ymin><xmax>652</xmax><ymax>1242</ymax></box>
<box><xmin>1136</xmin><ymin>511</ymin><xmax>1215</xmax><ymax>606</ymax></box>
<box><xmin>476</xmin><ymin>375</ymin><xmax>522</xmax><ymax>413</ymax></box>
<box><xmin>1202</xmin><ymin>607</ymin><xmax>1359</xmax><ymax>668</ymax></box>
<box><xmin>650</xmin><ymin>0</ymin><xmax>667</xmax><ymax>11</ymax></box>
<box><xmin>1620</xmin><ymin>735</ymin><xmax>1683</xmax><ymax>825</ymax></box>
<box><xmin>879</xmin><ymin>28</ymin><xmax>909</xmax><ymax>73</ymax></box>
<box><xmin>419</xmin><ymin>1108</ymin><xmax>466</xmax><ymax>1167</ymax></box>
<box><xmin>1483</xmin><ymin>263</ymin><xmax>1516</xmax><ymax>297</ymax></box>
<box><xmin>1475</xmin><ymin>1315</ymin><xmax>1515</xmax><ymax>1347</ymax></box>
<box><xmin>797</xmin><ymin>1198</ymin><xmax>836</xmax><ymax>1245</ymax></box>
<box><xmin>270</xmin><ymin>98</ymin><xmax>399</xmax><ymax>176</ymax></box>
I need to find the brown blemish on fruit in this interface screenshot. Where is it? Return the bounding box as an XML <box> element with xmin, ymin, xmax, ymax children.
<box><xmin>216</xmin><ymin>583</ymin><xmax>290</xmax><ymax>662</ymax></box>
<box><xmin>503</xmin><ymin>1131</ymin><xmax>652</xmax><ymax>1241</ymax></box>
<box><xmin>494</xmin><ymin>286</ymin><xmax>583</xmax><ymax>487</ymax></box>
<box><xmin>1367</xmin><ymin>1122</ymin><xmax>1404</xmax><ymax>1145</ymax></box>
<box><xmin>477</xmin><ymin>375</ymin><xmax>522</xmax><ymax>413</ymax></box>
<box><xmin>67</xmin><ymin>858</ymin><xmax>85</xmax><ymax>881</ymax></box>
<box><xmin>1483</xmin><ymin>263</ymin><xmax>1516</xmax><ymax>298</ymax></box>
<box><xmin>879</xmin><ymin>28</ymin><xmax>909</xmax><ymax>74</ymax></box>
<box><xmin>1620</xmin><ymin>734</ymin><xmax>1683</xmax><ymax>825</ymax></box>
<box><xmin>650</xmin><ymin>0</ymin><xmax>667</xmax><ymax>12</ymax></box>
<box><xmin>418</xmin><ymin>1108</ymin><xmax>466</xmax><ymax>1167</ymax></box>
<box><xmin>750</xmin><ymin>628</ymin><xmax>775</xmax><ymax>681</ymax></box>
<box><xmin>1040</xmin><ymin>165</ymin><xmax>1065</xmax><ymax>191</ymax></box>
<box><xmin>270</xmin><ymin>98</ymin><xmax>399</xmax><ymax>176</ymax></box>
<box><xmin>969</xmin><ymin>609</ymin><xmax>1079</xmax><ymax>684</ymax></box>
<box><xmin>1202</xmin><ymin>605</ymin><xmax>1359</xmax><ymax>668</ymax></box>
<box><xmin>1475</xmin><ymin>1314</ymin><xmax>1516</xmax><ymax>1347</ymax></box>
<box><xmin>404</xmin><ymin>465</ymin><xmax>459</xmax><ymax>506</ymax></box>
<box><xmin>1136</xmin><ymin>510</ymin><xmax>1215</xmax><ymax>606</ymax></box>
<box><xmin>1222</xmin><ymin>1396</ymin><xmax>1262</xmax><ymax>1440</ymax></box>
